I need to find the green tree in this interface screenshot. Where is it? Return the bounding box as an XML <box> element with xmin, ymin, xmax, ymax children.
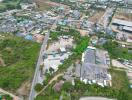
<box><xmin>62</xmin><ymin>82</ymin><xmax>74</xmax><ymax>92</ymax></box>
<box><xmin>34</xmin><ymin>83</ymin><xmax>43</xmax><ymax>92</ymax></box>
<box><xmin>118</xmin><ymin>90</ymin><xmax>129</xmax><ymax>100</ymax></box>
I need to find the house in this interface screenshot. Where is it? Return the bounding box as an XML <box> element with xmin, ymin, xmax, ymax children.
<box><xmin>53</xmin><ymin>80</ymin><xmax>64</xmax><ymax>92</ymax></box>
<box><xmin>123</xmin><ymin>26</ymin><xmax>132</xmax><ymax>33</ymax></box>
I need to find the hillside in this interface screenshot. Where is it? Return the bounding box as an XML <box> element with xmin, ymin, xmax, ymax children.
<box><xmin>0</xmin><ymin>0</ymin><xmax>29</xmax><ymax>12</ymax></box>
<box><xmin>0</xmin><ymin>33</ymin><xmax>40</xmax><ymax>94</ymax></box>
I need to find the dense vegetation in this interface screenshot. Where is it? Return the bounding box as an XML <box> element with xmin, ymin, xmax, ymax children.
<box><xmin>0</xmin><ymin>95</ymin><xmax>13</xmax><ymax>100</ymax></box>
<box><xmin>103</xmin><ymin>40</ymin><xmax>132</xmax><ymax>60</ymax></box>
<box><xmin>0</xmin><ymin>0</ymin><xmax>30</xmax><ymax>12</ymax></box>
<box><xmin>0</xmin><ymin>33</ymin><xmax>40</xmax><ymax>91</ymax></box>
<box><xmin>36</xmin><ymin>69</ymin><xmax>132</xmax><ymax>100</ymax></box>
<box><xmin>36</xmin><ymin>27</ymin><xmax>132</xmax><ymax>100</ymax></box>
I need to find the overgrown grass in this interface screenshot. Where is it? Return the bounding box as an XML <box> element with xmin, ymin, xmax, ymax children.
<box><xmin>0</xmin><ymin>0</ymin><xmax>25</xmax><ymax>12</ymax></box>
<box><xmin>0</xmin><ymin>33</ymin><xmax>40</xmax><ymax>91</ymax></box>
<box><xmin>103</xmin><ymin>40</ymin><xmax>132</xmax><ymax>60</ymax></box>
<box><xmin>36</xmin><ymin>69</ymin><xmax>132</xmax><ymax>100</ymax></box>
<box><xmin>109</xmin><ymin>69</ymin><xmax>129</xmax><ymax>91</ymax></box>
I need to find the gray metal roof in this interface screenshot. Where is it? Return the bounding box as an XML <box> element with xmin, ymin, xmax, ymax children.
<box><xmin>84</xmin><ymin>49</ymin><xmax>95</xmax><ymax>63</ymax></box>
<box><xmin>81</xmin><ymin>63</ymin><xmax>108</xmax><ymax>80</ymax></box>
<box><xmin>112</xmin><ymin>19</ymin><xmax>132</xmax><ymax>27</ymax></box>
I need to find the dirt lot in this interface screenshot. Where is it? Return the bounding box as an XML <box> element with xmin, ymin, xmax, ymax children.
<box><xmin>35</xmin><ymin>0</ymin><xmax>69</xmax><ymax>11</ymax></box>
<box><xmin>78</xmin><ymin>29</ymin><xmax>88</xmax><ymax>36</ymax></box>
<box><xmin>35</xmin><ymin>0</ymin><xmax>51</xmax><ymax>11</ymax></box>
<box><xmin>0</xmin><ymin>57</ymin><xmax>5</xmax><ymax>66</ymax></box>
<box><xmin>17</xmin><ymin>81</ymin><xmax>31</xmax><ymax>99</ymax></box>
<box><xmin>89</xmin><ymin>10</ymin><xmax>105</xmax><ymax>22</ymax></box>
<box><xmin>113</xmin><ymin>8</ymin><xmax>132</xmax><ymax>21</ymax></box>
<box><xmin>114</xmin><ymin>13</ymin><xmax>132</xmax><ymax>21</ymax></box>
<box><xmin>47</xmin><ymin>37</ymin><xmax>73</xmax><ymax>52</ymax></box>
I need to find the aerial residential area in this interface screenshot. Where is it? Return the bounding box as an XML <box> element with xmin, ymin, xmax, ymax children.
<box><xmin>0</xmin><ymin>0</ymin><xmax>132</xmax><ymax>100</ymax></box>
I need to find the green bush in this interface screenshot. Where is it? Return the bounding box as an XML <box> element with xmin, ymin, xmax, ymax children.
<box><xmin>103</xmin><ymin>40</ymin><xmax>132</xmax><ymax>60</ymax></box>
<box><xmin>35</xmin><ymin>83</ymin><xmax>43</xmax><ymax>92</ymax></box>
<box><xmin>0</xmin><ymin>33</ymin><xmax>40</xmax><ymax>90</ymax></box>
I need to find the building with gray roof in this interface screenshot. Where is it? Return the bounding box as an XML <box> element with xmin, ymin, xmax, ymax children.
<box><xmin>80</xmin><ymin>46</ymin><xmax>111</xmax><ymax>86</ymax></box>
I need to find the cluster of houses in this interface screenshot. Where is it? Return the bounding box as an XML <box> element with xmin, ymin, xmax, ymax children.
<box><xmin>43</xmin><ymin>36</ymin><xmax>74</xmax><ymax>75</ymax></box>
<box><xmin>0</xmin><ymin>4</ymin><xmax>56</xmax><ymax>43</ymax></box>
<box><xmin>0</xmin><ymin>0</ymin><xmax>131</xmax><ymax>90</ymax></box>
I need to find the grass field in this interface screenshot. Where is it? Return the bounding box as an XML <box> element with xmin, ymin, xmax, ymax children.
<box><xmin>0</xmin><ymin>33</ymin><xmax>40</xmax><ymax>92</ymax></box>
<box><xmin>110</xmin><ymin>69</ymin><xmax>129</xmax><ymax>91</ymax></box>
<box><xmin>0</xmin><ymin>0</ymin><xmax>23</xmax><ymax>12</ymax></box>
<box><xmin>35</xmin><ymin>68</ymin><xmax>132</xmax><ymax>100</ymax></box>
<box><xmin>0</xmin><ymin>0</ymin><xmax>51</xmax><ymax>11</ymax></box>
<box><xmin>110</xmin><ymin>68</ymin><xmax>132</xmax><ymax>100</ymax></box>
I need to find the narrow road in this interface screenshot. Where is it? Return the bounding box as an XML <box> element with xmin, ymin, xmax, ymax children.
<box><xmin>36</xmin><ymin>73</ymin><xmax>63</xmax><ymax>96</ymax></box>
<box><xmin>29</xmin><ymin>13</ymin><xmax>60</xmax><ymax>100</ymax></box>
<box><xmin>98</xmin><ymin>7</ymin><xmax>114</xmax><ymax>28</ymax></box>
<box><xmin>0</xmin><ymin>88</ymin><xmax>22</xmax><ymax>100</ymax></box>
<box><xmin>29</xmin><ymin>32</ymin><xmax>49</xmax><ymax>100</ymax></box>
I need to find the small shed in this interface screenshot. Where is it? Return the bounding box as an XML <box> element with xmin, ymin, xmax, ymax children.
<box><xmin>25</xmin><ymin>35</ymin><xmax>33</xmax><ymax>40</ymax></box>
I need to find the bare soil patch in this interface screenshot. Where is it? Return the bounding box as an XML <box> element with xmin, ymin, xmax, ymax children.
<box><xmin>0</xmin><ymin>56</ymin><xmax>5</xmax><ymax>66</ymax></box>
<box><xmin>89</xmin><ymin>11</ymin><xmax>105</xmax><ymax>22</ymax></box>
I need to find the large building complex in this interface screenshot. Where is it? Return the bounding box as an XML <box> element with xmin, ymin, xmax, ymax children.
<box><xmin>80</xmin><ymin>46</ymin><xmax>111</xmax><ymax>87</ymax></box>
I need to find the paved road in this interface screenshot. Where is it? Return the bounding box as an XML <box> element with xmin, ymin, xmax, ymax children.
<box><xmin>98</xmin><ymin>7</ymin><xmax>114</xmax><ymax>28</ymax></box>
<box><xmin>29</xmin><ymin>14</ymin><xmax>59</xmax><ymax>100</ymax></box>
<box><xmin>29</xmin><ymin>32</ymin><xmax>49</xmax><ymax>100</ymax></box>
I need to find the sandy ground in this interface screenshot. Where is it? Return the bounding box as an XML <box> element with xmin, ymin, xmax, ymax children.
<box><xmin>0</xmin><ymin>57</ymin><xmax>5</xmax><ymax>66</ymax></box>
<box><xmin>79</xmin><ymin>29</ymin><xmax>88</xmax><ymax>36</ymax></box>
<box><xmin>47</xmin><ymin>37</ymin><xmax>73</xmax><ymax>52</ymax></box>
<box><xmin>114</xmin><ymin>13</ymin><xmax>132</xmax><ymax>21</ymax></box>
<box><xmin>127</xmin><ymin>72</ymin><xmax>132</xmax><ymax>84</ymax></box>
<box><xmin>89</xmin><ymin>11</ymin><xmax>105</xmax><ymax>23</ymax></box>
<box><xmin>0</xmin><ymin>34</ymin><xmax>5</xmax><ymax>40</ymax></box>
<box><xmin>114</xmin><ymin>8</ymin><xmax>132</xmax><ymax>21</ymax></box>
<box><xmin>17</xmin><ymin>81</ymin><xmax>31</xmax><ymax>98</ymax></box>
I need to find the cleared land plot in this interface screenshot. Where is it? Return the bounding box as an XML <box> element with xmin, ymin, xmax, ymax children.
<box><xmin>35</xmin><ymin>0</ymin><xmax>51</xmax><ymax>11</ymax></box>
<box><xmin>89</xmin><ymin>10</ymin><xmax>105</xmax><ymax>22</ymax></box>
<box><xmin>35</xmin><ymin>0</ymin><xmax>69</xmax><ymax>11</ymax></box>
<box><xmin>35</xmin><ymin>0</ymin><xmax>62</xmax><ymax>11</ymax></box>
<box><xmin>109</xmin><ymin>69</ymin><xmax>129</xmax><ymax>91</ymax></box>
<box><xmin>0</xmin><ymin>33</ymin><xmax>40</xmax><ymax>95</ymax></box>
<box><xmin>113</xmin><ymin>8</ymin><xmax>132</xmax><ymax>21</ymax></box>
<box><xmin>47</xmin><ymin>37</ymin><xmax>73</xmax><ymax>52</ymax></box>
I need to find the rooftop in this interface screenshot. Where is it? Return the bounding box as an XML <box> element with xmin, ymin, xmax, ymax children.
<box><xmin>112</xmin><ymin>19</ymin><xmax>132</xmax><ymax>27</ymax></box>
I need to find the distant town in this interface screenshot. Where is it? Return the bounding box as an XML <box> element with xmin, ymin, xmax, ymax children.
<box><xmin>0</xmin><ymin>0</ymin><xmax>131</xmax><ymax>100</ymax></box>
